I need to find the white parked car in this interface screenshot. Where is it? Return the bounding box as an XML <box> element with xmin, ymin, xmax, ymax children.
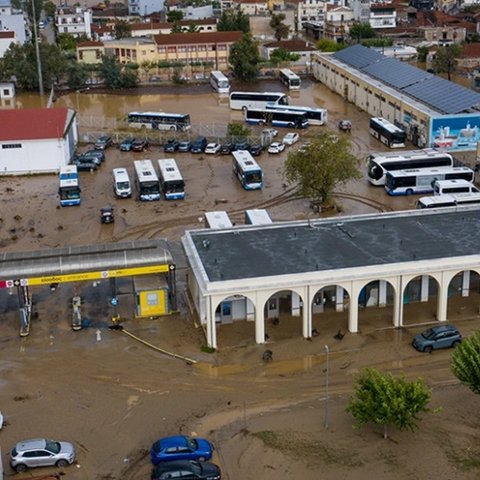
<box><xmin>282</xmin><ymin>132</ymin><xmax>300</xmax><ymax>146</ymax></box>
<box><xmin>262</xmin><ymin>128</ymin><xmax>278</xmax><ymax>138</ymax></box>
<box><xmin>268</xmin><ymin>142</ymin><xmax>286</xmax><ymax>154</ymax></box>
<box><xmin>205</xmin><ymin>142</ymin><xmax>221</xmax><ymax>154</ymax></box>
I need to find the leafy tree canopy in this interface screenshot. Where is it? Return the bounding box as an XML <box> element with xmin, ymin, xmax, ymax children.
<box><xmin>432</xmin><ymin>44</ymin><xmax>462</xmax><ymax>80</ymax></box>
<box><xmin>57</xmin><ymin>33</ymin><xmax>77</xmax><ymax>51</ymax></box>
<box><xmin>227</xmin><ymin>123</ymin><xmax>251</xmax><ymax>138</ymax></box>
<box><xmin>98</xmin><ymin>53</ymin><xmax>138</xmax><ymax>89</ymax></box>
<box><xmin>452</xmin><ymin>331</ymin><xmax>480</xmax><ymax>395</ymax></box>
<box><xmin>114</xmin><ymin>20</ymin><xmax>132</xmax><ymax>39</ymax></box>
<box><xmin>316</xmin><ymin>38</ymin><xmax>347</xmax><ymax>52</ymax></box>
<box><xmin>346</xmin><ymin>368</ymin><xmax>432</xmax><ymax>439</ymax></box>
<box><xmin>349</xmin><ymin>22</ymin><xmax>376</xmax><ymax>40</ymax></box>
<box><xmin>43</xmin><ymin>0</ymin><xmax>56</xmax><ymax>18</ymax></box>
<box><xmin>229</xmin><ymin>32</ymin><xmax>260</xmax><ymax>82</ymax></box>
<box><xmin>269</xmin><ymin>47</ymin><xmax>301</xmax><ymax>65</ymax></box>
<box><xmin>283</xmin><ymin>130</ymin><xmax>361</xmax><ymax>205</ymax></box>
<box><xmin>269</xmin><ymin>13</ymin><xmax>289</xmax><ymax>41</ymax></box>
<box><xmin>167</xmin><ymin>10</ymin><xmax>184</xmax><ymax>23</ymax></box>
<box><xmin>417</xmin><ymin>45</ymin><xmax>429</xmax><ymax>63</ymax></box>
<box><xmin>171</xmin><ymin>22</ymin><xmax>183</xmax><ymax>33</ymax></box>
<box><xmin>218</xmin><ymin>9</ymin><xmax>249</xmax><ymax>33</ymax></box>
<box><xmin>66</xmin><ymin>61</ymin><xmax>89</xmax><ymax>90</ymax></box>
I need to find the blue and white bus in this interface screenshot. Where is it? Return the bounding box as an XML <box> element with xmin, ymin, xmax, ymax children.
<box><xmin>369</xmin><ymin>117</ymin><xmax>406</xmax><ymax>148</ymax></box>
<box><xmin>157</xmin><ymin>158</ymin><xmax>185</xmax><ymax>200</ymax></box>
<box><xmin>232</xmin><ymin>150</ymin><xmax>263</xmax><ymax>190</ymax></box>
<box><xmin>279</xmin><ymin>68</ymin><xmax>301</xmax><ymax>90</ymax></box>
<box><xmin>266</xmin><ymin>103</ymin><xmax>327</xmax><ymax>126</ymax></box>
<box><xmin>417</xmin><ymin>192</ymin><xmax>480</xmax><ymax>209</ymax></box>
<box><xmin>210</xmin><ymin>70</ymin><xmax>230</xmax><ymax>94</ymax></box>
<box><xmin>127</xmin><ymin>111</ymin><xmax>191</xmax><ymax>131</ymax></box>
<box><xmin>134</xmin><ymin>160</ymin><xmax>160</xmax><ymax>201</ymax></box>
<box><xmin>59</xmin><ymin>165</ymin><xmax>81</xmax><ymax>206</ymax></box>
<box><xmin>385</xmin><ymin>166</ymin><xmax>475</xmax><ymax>196</ymax></box>
<box><xmin>245</xmin><ymin>108</ymin><xmax>309</xmax><ymax>129</ymax></box>
<box><xmin>229</xmin><ymin>91</ymin><xmax>288</xmax><ymax>111</ymax></box>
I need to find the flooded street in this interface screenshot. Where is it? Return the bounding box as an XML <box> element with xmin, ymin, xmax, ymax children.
<box><xmin>2</xmin><ymin>79</ymin><xmax>480</xmax><ymax>480</ymax></box>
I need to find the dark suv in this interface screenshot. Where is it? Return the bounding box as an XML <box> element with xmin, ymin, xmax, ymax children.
<box><xmin>94</xmin><ymin>134</ymin><xmax>113</xmax><ymax>150</ymax></box>
<box><xmin>191</xmin><ymin>136</ymin><xmax>208</xmax><ymax>153</ymax></box>
<box><xmin>412</xmin><ymin>324</ymin><xmax>462</xmax><ymax>353</ymax></box>
<box><xmin>164</xmin><ymin>138</ymin><xmax>179</xmax><ymax>153</ymax></box>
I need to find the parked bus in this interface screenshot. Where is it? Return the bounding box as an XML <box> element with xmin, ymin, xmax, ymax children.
<box><xmin>369</xmin><ymin>117</ymin><xmax>406</xmax><ymax>148</ymax></box>
<box><xmin>266</xmin><ymin>103</ymin><xmax>327</xmax><ymax>126</ymax></box>
<box><xmin>245</xmin><ymin>209</ymin><xmax>272</xmax><ymax>225</ymax></box>
<box><xmin>232</xmin><ymin>150</ymin><xmax>263</xmax><ymax>190</ymax></box>
<box><xmin>245</xmin><ymin>108</ymin><xmax>308</xmax><ymax>129</ymax></box>
<box><xmin>127</xmin><ymin>111</ymin><xmax>191</xmax><ymax>131</ymax></box>
<box><xmin>367</xmin><ymin>148</ymin><xmax>454</xmax><ymax>186</ymax></box>
<box><xmin>229</xmin><ymin>91</ymin><xmax>288</xmax><ymax>111</ymax></box>
<box><xmin>210</xmin><ymin>70</ymin><xmax>230</xmax><ymax>94</ymax></box>
<box><xmin>385</xmin><ymin>166</ymin><xmax>475</xmax><ymax>196</ymax></box>
<box><xmin>433</xmin><ymin>179</ymin><xmax>479</xmax><ymax>196</ymax></box>
<box><xmin>133</xmin><ymin>160</ymin><xmax>160</xmax><ymax>201</ymax></box>
<box><xmin>157</xmin><ymin>158</ymin><xmax>185</xmax><ymax>200</ymax></box>
<box><xmin>279</xmin><ymin>68</ymin><xmax>301</xmax><ymax>90</ymax></box>
<box><xmin>59</xmin><ymin>165</ymin><xmax>81</xmax><ymax>206</ymax></box>
<box><xmin>417</xmin><ymin>192</ymin><xmax>480</xmax><ymax>209</ymax></box>
<box><xmin>205</xmin><ymin>211</ymin><xmax>233</xmax><ymax>229</ymax></box>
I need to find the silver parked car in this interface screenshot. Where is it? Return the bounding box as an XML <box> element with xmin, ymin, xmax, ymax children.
<box><xmin>10</xmin><ymin>438</ymin><xmax>76</xmax><ymax>472</ymax></box>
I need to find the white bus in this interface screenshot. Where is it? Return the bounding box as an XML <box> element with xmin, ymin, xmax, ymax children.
<box><xmin>210</xmin><ymin>70</ymin><xmax>230</xmax><ymax>94</ymax></box>
<box><xmin>245</xmin><ymin>108</ymin><xmax>309</xmax><ymax>129</ymax></box>
<box><xmin>266</xmin><ymin>103</ymin><xmax>327</xmax><ymax>126</ymax></box>
<box><xmin>133</xmin><ymin>160</ymin><xmax>160</xmax><ymax>201</ymax></box>
<box><xmin>279</xmin><ymin>68</ymin><xmax>301</xmax><ymax>90</ymax></box>
<box><xmin>205</xmin><ymin>211</ymin><xmax>233</xmax><ymax>229</ymax></box>
<box><xmin>367</xmin><ymin>148</ymin><xmax>454</xmax><ymax>186</ymax></box>
<box><xmin>417</xmin><ymin>192</ymin><xmax>480</xmax><ymax>209</ymax></box>
<box><xmin>245</xmin><ymin>209</ymin><xmax>272</xmax><ymax>225</ymax></box>
<box><xmin>369</xmin><ymin>117</ymin><xmax>406</xmax><ymax>148</ymax></box>
<box><xmin>229</xmin><ymin>91</ymin><xmax>288</xmax><ymax>111</ymax></box>
<box><xmin>232</xmin><ymin>150</ymin><xmax>263</xmax><ymax>190</ymax></box>
<box><xmin>385</xmin><ymin>166</ymin><xmax>475</xmax><ymax>196</ymax></box>
<box><xmin>157</xmin><ymin>158</ymin><xmax>185</xmax><ymax>200</ymax></box>
<box><xmin>112</xmin><ymin>168</ymin><xmax>132</xmax><ymax>198</ymax></box>
<box><xmin>59</xmin><ymin>165</ymin><xmax>81</xmax><ymax>206</ymax></box>
<box><xmin>127</xmin><ymin>112</ymin><xmax>191</xmax><ymax>131</ymax></box>
<box><xmin>433</xmin><ymin>179</ymin><xmax>479</xmax><ymax>196</ymax></box>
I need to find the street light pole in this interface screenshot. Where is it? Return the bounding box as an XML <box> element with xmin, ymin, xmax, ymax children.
<box><xmin>324</xmin><ymin>344</ymin><xmax>330</xmax><ymax>429</ymax></box>
<box><xmin>31</xmin><ymin>0</ymin><xmax>44</xmax><ymax>96</ymax></box>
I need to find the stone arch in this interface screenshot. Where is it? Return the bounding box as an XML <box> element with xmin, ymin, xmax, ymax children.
<box><xmin>447</xmin><ymin>269</ymin><xmax>480</xmax><ymax>320</ymax></box>
<box><xmin>357</xmin><ymin>279</ymin><xmax>397</xmax><ymax>330</ymax></box>
<box><xmin>263</xmin><ymin>289</ymin><xmax>305</xmax><ymax>340</ymax></box>
<box><xmin>311</xmin><ymin>284</ymin><xmax>350</xmax><ymax>337</ymax></box>
<box><xmin>402</xmin><ymin>274</ymin><xmax>440</xmax><ymax>326</ymax></box>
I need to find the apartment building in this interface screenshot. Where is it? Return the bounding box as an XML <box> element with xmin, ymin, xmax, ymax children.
<box><xmin>55</xmin><ymin>6</ymin><xmax>93</xmax><ymax>39</ymax></box>
<box><xmin>130</xmin><ymin>18</ymin><xmax>217</xmax><ymax>37</ymax></box>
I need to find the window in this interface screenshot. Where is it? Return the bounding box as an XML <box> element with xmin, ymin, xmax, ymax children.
<box><xmin>2</xmin><ymin>144</ymin><xmax>22</xmax><ymax>149</ymax></box>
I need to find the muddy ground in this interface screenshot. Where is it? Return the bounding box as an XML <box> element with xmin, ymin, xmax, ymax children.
<box><xmin>1</xmin><ymin>81</ymin><xmax>480</xmax><ymax>479</ymax></box>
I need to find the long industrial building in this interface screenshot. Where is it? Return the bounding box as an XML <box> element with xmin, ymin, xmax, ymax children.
<box><xmin>312</xmin><ymin>44</ymin><xmax>480</xmax><ymax>152</ymax></box>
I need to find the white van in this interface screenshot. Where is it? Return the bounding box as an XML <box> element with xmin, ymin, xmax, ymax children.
<box><xmin>433</xmin><ymin>179</ymin><xmax>479</xmax><ymax>196</ymax></box>
<box><xmin>113</xmin><ymin>168</ymin><xmax>132</xmax><ymax>198</ymax></box>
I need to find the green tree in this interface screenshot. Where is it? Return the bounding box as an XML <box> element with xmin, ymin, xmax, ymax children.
<box><xmin>56</xmin><ymin>33</ymin><xmax>77</xmax><ymax>51</ymax></box>
<box><xmin>167</xmin><ymin>10</ymin><xmax>184</xmax><ymax>23</ymax></box>
<box><xmin>98</xmin><ymin>54</ymin><xmax>123</xmax><ymax>89</ymax></box>
<box><xmin>316</xmin><ymin>38</ymin><xmax>347</xmax><ymax>52</ymax></box>
<box><xmin>270</xmin><ymin>13</ymin><xmax>289</xmax><ymax>41</ymax></box>
<box><xmin>229</xmin><ymin>32</ymin><xmax>260</xmax><ymax>82</ymax></box>
<box><xmin>114</xmin><ymin>20</ymin><xmax>132</xmax><ymax>39</ymax></box>
<box><xmin>66</xmin><ymin>61</ymin><xmax>89</xmax><ymax>89</ymax></box>
<box><xmin>171</xmin><ymin>22</ymin><xmax>183</xmax><ymax>33</ymax></box>
<box><xmin>346</xmin><ymin>368</ymin><xmax>432</xmax><ymax>439</ymax></box>
<box><xmin>432</xmin><ymin>44</ymin><xmax>461</xmax><ymax>80</ymax></box>
<box><xmin>218</xmin><ymin>9</ymin><xmax>249</xmax><ymax>33</ymax></box>
<box><xmin>227</xmin><ymin>123</ymin><xmax>251</xmax><ymax>138</ymax></box>
<box><xmin>283</xmin><ymin>131</ymin><xmax>361</xmax><ymax>205</ymax></box>
<box><xmin>269</xmin><ymin>47</ymin><xmax>300</xmax><ymax>65</ymax></box>
<box><xmin>43</xmin><ymin>0</ymin><xmax>56</xmax><ymax>18</ymax></box>
<box><xmin>417</xmin><ymin>45</ymin><xmax>429</xmax><ymax>63</ymax></box>
<box><xmin>349</xmin><ymin>22</ymin><xmax>376</xmax><ymax>41</ymax></box>
<box><xmin>120</xmin><ymin>66</ymin><xmax>139</xmax><ymax>88</ymax></box>
<box><xmin>187</xmin><ymin>22</ymin><xmax>199</xmax><ymax>33</ymax></box>
<box><xmin>452</xmin><ymin>331</ymin><xmax>480</xmax><ymax>395</ymax></box>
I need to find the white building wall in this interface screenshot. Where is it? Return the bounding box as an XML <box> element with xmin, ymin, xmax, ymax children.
<box><xmin>0</xmin><ymin>13</ymin><xmax>25</xmax><ymax>44</ymax></box>
<box><xmin>179</xmin><ymin>5</ymin><xmax>214</xmax><ymax>19</ymax></box>
<box><xmin>129</xmin><ymin>0</ymin><xmax>165</xmax><ymax>16</ymax></box>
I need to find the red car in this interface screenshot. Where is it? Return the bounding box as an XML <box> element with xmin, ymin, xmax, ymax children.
<box><xmin>132</xmin><ymin>139</ymin><xmax>149</xmax><ymax>151</ymax></box>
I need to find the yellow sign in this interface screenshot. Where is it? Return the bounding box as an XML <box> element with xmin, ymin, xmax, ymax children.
<box><xmin>23</xmin><ymin>264</ymin><xmax>171</xmax><ymax>286</ymax></box>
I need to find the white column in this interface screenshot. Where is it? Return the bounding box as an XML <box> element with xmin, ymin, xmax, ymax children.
<box><xmin>348</xmin><ymin>290</ymin><xmax>359</xmax><ymax>333</ymax></box>
<box><xmin>336</xmin><ymin>286</ymin><xmax>344</xmax><ymax>312</ymax></box>
<box><xmin>246</xmin><ymin>298</ymin><xmax>255</xmax><ymax>321</ymax></box>
<box><xmin>379</xmin><ymin>280</ymin><xmax>387</xmax><ymax>307</ymax></box>
<box><xmin>436</xmin><ymin>282</ymin><xmax>448</xmax><ymax>322</ymax></box>
<box><xmin>421</xmin><ymin>275</ymin><xmax>429</xmax><ymax>302</ymax></box>
<box><xmin>462</xmin><ymin>270</ymin><xmax>471</xmax><ymax>297</ymax></box>
<box><xmin>302</xmin><ymin>287</ymin><xmax>311</xmax><ymax>338</ymax></box>
<box><xmin>206</xmin><ymin>296</ymin><xmax>216</xmax><ymax>349</ymax></box>
<box><xmin>393</xmin><ymin>278</ymin><xmax>403</xmax><ymax>327</ymax></box>
<box><xmin>291</xmin><ymin>292</ymin><xmax>301</xmax><ymax>317</ymax></box>
<box><xmin>255</xmin><ymin>303</ymin><xmax>265</xmax><ymax>344</ymax></box>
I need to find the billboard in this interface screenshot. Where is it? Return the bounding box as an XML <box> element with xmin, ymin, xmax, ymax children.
<box><xmin>429</xmin><ymin>114</ymin><xmax>480</xmax><ymax>152</ymax></box>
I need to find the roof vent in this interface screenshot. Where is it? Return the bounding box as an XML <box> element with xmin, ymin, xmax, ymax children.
<box><xmin>202</xmin><ymin>240</ymin><xmax>210</xmax><ymax>249</ymax></box>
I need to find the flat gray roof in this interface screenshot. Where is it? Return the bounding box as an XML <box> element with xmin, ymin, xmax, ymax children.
<box><xmin>187</xmin><ymin>207</ymin><xmax>480</xmax><ymax>282</ymax></box>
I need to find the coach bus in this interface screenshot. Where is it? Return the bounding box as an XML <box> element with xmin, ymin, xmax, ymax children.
<box><xmin>232</xmin><ymin>150</ymin><xmax>263</xmax><ymax>190</ymax></box>
<box><xmin>266</xmin><ymin>103</ymin><xmax>327</xmax><ymax>126</ymax></box>
<box><xmin>385</xmin><ymin>166</ymin><xmax>475</xmax><ymax>196</ymax></box>
<box><xmin>279</xmin><ymin>68</ymin><xmax>301</xmax><ymax>90</ymax></box>
<box><xmin>229</xmin><ymin>91</ymin><xmax>288</xmax><ymax>111</ymax></box>
<box><xmin>417</xmin><ymin>192</ymin><xmax>480</xmax><ymax>209</ymax></box>
<box><xmin>367</xmin><ymin>148</ymin><xmax>454</xmax><ymax>186</ymax></box>
<box><xmin>369</xmin><ymin>117</ymin><xmax>406</xmax><ymax>148</ymax></box>
<box><xmin>59</xmin><ymin>165</ymin><xmax>81</xmax><ymax>206</ymax></box>
<box><xmin>157</xmin><ymin>158</ymin><xmax>185</xmax><ymax>200</ymax></box>
<box><xmin>209</xmin><ymin>70</ymin><xmax>230</xmax><ymax>94</ymax></box>
<box><xmin>127</xmin><ymin>112</ymin><xmax>191</xmax><ymax>131</ymax></box>
<box><xmin>245</xmin><ymin>108</ymin><xmax>309</xmax><ymax>129</ymax></box>
<box><xmin>133</xmin><ymin>159</ymin><xmax>160</xmax><ymax>201</ymax></box>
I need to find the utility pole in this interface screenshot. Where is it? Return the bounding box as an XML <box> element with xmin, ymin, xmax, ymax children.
<box><xmin>324</xmin><ymin>344</ymin><xmax>330</xmax><ymax>429</ymax></box>
<box><xmin>31</xmin><ymin>0</ymin><xmax>44</xmax><ymax>96</ymax></box>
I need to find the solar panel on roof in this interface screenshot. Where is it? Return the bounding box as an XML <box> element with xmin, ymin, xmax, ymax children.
<box><xmin>362</xmin><ymin>58</ymin><xmax>433</xmax><ymax>89</ymax></box>
<box><xmin>333</xmin><ymin>44</ymin><xmax>383</xmax><ymax>69</ymax></box>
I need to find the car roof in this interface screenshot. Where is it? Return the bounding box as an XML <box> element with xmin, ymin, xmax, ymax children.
<box><xmin>159</xmin><ymin>435</ymin><xmax>190</xmax><ymax>448</ymax></box>
<box><xmin>428</xmin><ymin>325</ymin><xmax>458</xmax><ymax>333</ymax></box>
<box><xmin>16</xmin><ymin>439</ymin><xmax>47</xmax><ymax>451</ymax></box>
<box><xmin>153</xmin><ymin>460</ymin><xmax>198</xmax><ymax>471</ymax></box>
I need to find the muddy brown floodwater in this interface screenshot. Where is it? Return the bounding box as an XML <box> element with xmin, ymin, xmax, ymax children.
<box><xmin>1</xmin><ymin>80</ymin><xmax>480</xmax><ymax>480</ymax></box>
